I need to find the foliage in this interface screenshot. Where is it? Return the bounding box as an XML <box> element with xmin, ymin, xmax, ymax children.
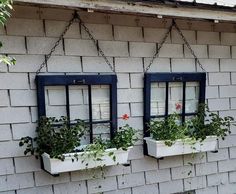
<box><xmin>19</xmin><ymin>116</ymin><xmax>86</xmax><ymax>160</ymax></box>
<box><xmin>19</xmin><ymin>114</ymin><xmax>137</xmax><ymax>164</ymax></box>
<box><xmin>0</xmin><ymin>0</ymin><xmax>15</xmax><ymax>66</ymax></box>
<box><xmin>148</xmin><ymin>103</ymin><xmax>234</xmax><ymax>146</ymax></box>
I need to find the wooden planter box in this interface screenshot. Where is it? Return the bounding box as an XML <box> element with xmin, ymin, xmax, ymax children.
<box><xmin>144</xmin><ymin>136</ymin><xmax>217</xmax><ymax>158</ymax></box>
<box><xmin>42</xmin><ymin>147</ymin><xmax>132</xmax><ymax>175</ymax></box>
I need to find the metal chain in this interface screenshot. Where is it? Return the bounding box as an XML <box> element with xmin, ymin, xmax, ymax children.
<box><xmin>36</xmin><ymin>13</ymin><xmax>77</xmax><ymax>75</ymax></box>
<box><xmin>76</xmin><ymin>13</ymin><xmax>115</xmax><ymax>72</ymax></box>
<box><xmin>173</xmin><ymin>21</ymin><xmax>206</xmax><ymax>72</ymax></box>
<box><xmin>145</xmin><ymin>19</ymin><xmax>206</xmax><ymax>72</ymax></box>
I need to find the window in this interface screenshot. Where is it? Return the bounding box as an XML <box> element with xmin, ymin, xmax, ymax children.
<box><xmin>36</xmin><ymin>74</ymin><xmax>117</xmax><ymax>144</ymax></box>
<box><xmin>144</xmin><ymin>72</ymin><xmax>206</xmax><ymax>139</ymax></box>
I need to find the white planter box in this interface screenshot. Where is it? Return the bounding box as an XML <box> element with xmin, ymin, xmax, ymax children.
<box><xmin>42</xmin><ymin>147</ymin><xmax>132</xmax><ymax>175</ymax></box>
<box><xmin>144</xmin><ymin>136</ymin><xmax>217</xmax><ymax>158</ymax></box>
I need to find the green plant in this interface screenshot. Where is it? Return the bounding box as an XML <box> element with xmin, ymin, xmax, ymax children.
<box><xmin>0</xmin><ymin>0</ymin><xmax>15</xmax><ymax>66</ymax></box>
<box><xmin>148</xmin><ymin>103</ymin><xmax>234</xmax><ymax>146</ymax></box>
<box><xmin>19</xmin><ymin>116</ymin><xmax>86</xmax><ymax>160</ymax></box>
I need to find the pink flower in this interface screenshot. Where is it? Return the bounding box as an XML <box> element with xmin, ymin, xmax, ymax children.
<box><xmin>122</xmin><ymin>114</ymin><xmax>129</xmax><ymax>120</ymax></box>
<box><xmin>175</xmin><ymin>103</ymin><xmax>182</xmax><ymax>110</ymax></box>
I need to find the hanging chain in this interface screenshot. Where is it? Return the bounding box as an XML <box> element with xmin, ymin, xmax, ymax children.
<box><xmin>173</xmin><ymin>21</ymin><xmax>206</xmax><ymax>72</ymax></box>
<box><xmin>145</xmin><ymin>19</ymin><xmax>206</xmax><ymax>72</ymax></box>
<box><xmin>36</xmin><ymin>11</ymin><xmax>115</xmax><ymax>75</ymax></box>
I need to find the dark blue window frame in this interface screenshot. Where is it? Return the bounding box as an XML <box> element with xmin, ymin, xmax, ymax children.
<box><xmin>143</xmin><ymin>72</ymin><xmax>206</xmax><ymax>155</ymax></box>
<box><xmin>36</xmin><ymin>74</ymin><xmax>117</xmax><ymax>142</ymax></box>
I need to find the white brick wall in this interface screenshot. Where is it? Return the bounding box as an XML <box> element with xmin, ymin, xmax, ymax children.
<box><xmin>0</xmin><ymin>4</ymin><xmax>236</xmax><ymax>194</ymax></box>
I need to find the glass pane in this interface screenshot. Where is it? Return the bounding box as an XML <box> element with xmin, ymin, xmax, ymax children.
<box><xmin>169</xmin><ymin>82</ymin><xmax>183</xmax><ymax>114</ymax></box>
<box><xmin>91</xmin><ymin>85</ymin><xmax>110</xmax><ymax>121</ymax></box>
<box><xmin>45</xmin><ymin>86</ymin><xmax>66</xmax><ymax>119</ymax></box>
<box><xmin>151</xmin><ymin>82</ymin><xmax>166</xmax><ymax>116</ymax></box>
<box><xmin>186</xmin><ymin>82</ymin><xmax>200</xmax><ymax>113</ymax></box>
<box><xmin>93</xmin><ymin>123</ymin><xmax>111</xmax><ymax>141</ymax></box>
<box><xmin>69</xmin><ymin>85</ymin><xmax>89</xmax><ymax>121</ymax></box>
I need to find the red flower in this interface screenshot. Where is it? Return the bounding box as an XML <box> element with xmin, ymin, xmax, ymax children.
<box><xmin>122</xmin><ymin>114</ymin><xmax>129</xmax><ymax>120</ymax></box>
<box><xmin>175</xmin><ymin>103</ymin><xmax>182</xmax><ymax>110</ymax></box>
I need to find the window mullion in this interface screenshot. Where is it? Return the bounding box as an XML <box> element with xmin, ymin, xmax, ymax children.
<box><xmin>88</xmin><ymin>85</ymin><xmax>93</xmax><ymax>143</ymax></box>
<box><xmin>165</xmin><ymin>82</ymin><xmax>169</xmax><ymax>118</ymax></box>
<box><xmin>182</xmin><ymin>81</ymin><xmax>186</xmax><ymax>123</ymax></box>
<box><xmin>65</xmin><ymin>85</ymin><xmax>70</xmax><ymax>125</ymax></box>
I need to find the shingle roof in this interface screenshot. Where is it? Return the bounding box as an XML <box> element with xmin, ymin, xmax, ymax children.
<box><xmin>176</xmin><ymin>0</ymin><xmax>235</xmax><ymax>7</ymax></box>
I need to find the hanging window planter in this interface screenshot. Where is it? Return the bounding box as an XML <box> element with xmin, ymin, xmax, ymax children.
<box><xmin>143</xmin><ymin>73</ymin><xmax>233</xmax><ymax>158</ymax></box>
<box><xmin>19</xmin><ymin>75</ymin><xmax>137</xmax><ymax>175</ymax></box>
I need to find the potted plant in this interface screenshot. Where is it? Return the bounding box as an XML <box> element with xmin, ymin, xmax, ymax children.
<box><xmin>144</xmin><ymin>104</ymin><xmax>234</xmax><ymax>158</ymax></box>
<box><xmin>19</xmin><ymin>114</ymin><xmax>137</xmax><ymax>175</ymax></box>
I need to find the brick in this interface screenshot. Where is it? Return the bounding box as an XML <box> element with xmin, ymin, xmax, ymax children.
<box><xmin>159</xmin><ymin>155</ymin><xmax>183</xmax><ymax>169</ymax></box>
<box><xmin>131</xmin><ymin>157</ymin><xmax>158</xmax><ymax>173</ymax></box>
<box><xmin>195</xmin><ymin>187</ymin><xmax>217</xmax><ymax>194</ymax></box>
<box><xmin>220</xmin><ymin>86</ymin><xmax>236</xmax><ymax>98</ymax></box>
<box><xmin>15</xmin><ymin>156</ymin><xmax>41</xmax><ymax>173</ymax></box>
<box><xmin>130</xmin><ymin>103</ymin><xmax>143</xmax><ymax>117</ymax></box>
<box><xmin>128</xmin><ymin>145</ymin><xmax>143</xmax><ymax>160</ymax></box>
<box><xmin>118</xmin><ymin>103</ymin><xmax>130</xmax><ymax>117</ymax></box>
<box><xmin>230</xmin><ymin>171</ymin><xmax>236</xmax><ymax>183</ymax></box>
<box><xmin>219</xmin><ymin>135</ymin><xmax>236</xmax><ymax>148</ymax></box>
<box><xmin>0</xmin><ymin>191</ymin><xmax>15</xmax><ymax>194</ymax></box>
<box><xmin>232</xmin><ymin>46</ymin><xmax>236</xmax><ymax>59</ymax></box>
<box><xmin>0</xmin><ymin>73</ymin><xmax>29</xmax><ymax>89</ymax></box>
<box><xmin>209</xmin><ymin>72</ymin><xmax>230</xmax><ymax>85</ymax></box>
<box><xmin>104</xmin><ymin>188</ymin><xmax>131</xmax><ymax>194</ymax></box>
<box><xmin>196</xmin><ymin>162</ymin><xmax>217</xmax><ymax>176</ymax></box>
<box><xmin>0</xmin><ymin>125</ymin><xmax>11</xmax><ymax>141</ymax></box>
<box><xmin>35</xmin><ymin>171</ymin><xmax>70</xmax><ymax>186</ymax></box>
<box><xmin>221</xmin><ymin>59</ymin><xmax>236</xmax><ymax>72</ymax></box>
<box><xmin>229</xmin><ymin>124</ymin><xmax>236</xmax><ymax>135</ymax></box>
<box><xmin>219</xmin><ymin>158</ymin><xmax>236</xmax><ymax>172</ymax></box>
<box><xmin>206</xmin><ymin>86</ymin><xmax>219</xmax><ymax>99</ymax></box>
<box><xmin>87</xmin><ymin>176</ymin><xmax>117</xmax><ymax>193</ymax></box>
<box><xmin>0</xmin><ymin>158</ymin><xmax>14</xmax><ymax>175</ymax></box>
<box><xmin>0</xmin><ymin>107</ymin><xmax>30</xmax><ymax>124</ymax></box>
<box><xmin>208</xmin><ymin>98</ymin><xmax>230</xmax><ymax>111</ymax></box>
<box><xmin>0</xmin><ymin>36</ymin><xmax>26</xmax><ymax>54</ymax></box>
<box><xmin>117</xmin><ymin>172</ymin><xmax>145</xmax><ymax>189</ymax></box>
<box><xmin>6</xmin><ymin>18</ymin><xmax>44</xmax><ymax>36</ymax></box>
<box><xmin>184</xmin><ymin>45</ymin><xmax>208</xmax><ymax>58</ymax></box>
<box><xmin>17</xmin><ymin>186</ymin><xmax>53</xmax><ymax>194</ymax></box>
<box><xmin>159</xmin><ymin>180</ymin><xmax>183</xmax><ymax>194</ymax></box>
<box><xmin>184</xmin><ymin>176</ymin><xmax>207</xmax><ymax>190</ymax></box>
<box><xmin>45</xmin><ymin>20</ymin><xmax>80</xmax><ymax>38</ymax></box>
<box><xmin>232</xmin><ymin>73</ymin><xmax>236</xmax><ymax>85</ymax></box>
<box><xmin>130</xmin><ymin>74</ymin><xmax>144</xmax><ymax>88</ymax></box>
<box><xmin>144</xmin><ymin>28</ymin><xmax>171</xmax><ymax>43</ymax></box>
<box><xmin>0</xmin><ymin>140</ymin><xmax>26</xmax><ymax>158</ymax></box>
<box><xmin>40</xmin><ymin>8</ymin><xmax>73</xmax><ymax>21</ymax></box>
<box><xmin>197</xmin><ymin>59</ymin><xmax>219</xmax><ymax>72</ymax></box>
<box><xmin>172</xmin><ymin>165</ymin><xmax>195</xmax><ymax>180</ymax></box>
<box><xmin>230</xmin><ymin>147</ymin><xmax>236</xmax><ymax>158</ymax></box>
<box><xmin>207</xmin><ymin>148</ymin><xmax>228</xmax><ymax>162</ymax></box>
<box><xmin>54</xmin><ymin>181</ymin><xmax>87</xmax><ymax>194</ymax></box>
<box><xmin>9</xmin><ymin>55</ymin><xmax>45</xmax><ymax>73</ymax></box>
<box><xmin>0</xmin><ymin>90</ymin><xmax>9</xmax><ymax>107</ymax></box>
<box><xmin>10</xmin><ymin>90</ymin><xmax>37</xmax><ymax>106</ymax></box>
<box><xmin>129</xmin><ymin>42</ymin><xmax>156</xmax><ymax>57</ymax></box>
<box><xmin>117</xmin><ymin>74</ymin><xmax>130</xmax><ymax>89</ymax></box>
<box><xmin>82</xmin><ymin>23</ymin><xmax>112</xmax><ymax>40</ymax></box>
<box><xmin>98</xmin><ymin>41</ymin><xmax>129</xmax><ymax>57</ymax></box>
<box><xmin>159</xmin><ymin>44</ymin><xmax>183</xmax><ymax>58</ymax></box>
<box><xmin>184</xmin><ymin>153</ymin><xmax>206</xmax><ymax>165</ymax></box>
<box><xmin>118</xmin><ymin>89</ymin><xmax>142</xmax><ymax>103</ymax></box>
<box><xmin>207</xmin><ymin>172</ymin><xmax>228</xmax><ymax>186</ymax></box>
<box><xmin>221</xmin><ymin>32</ymin><xmax>236</xmax><ymax>45</ymax></box>
<box><xmin>82</xmin><ymin>56</ymin><xmax>113</xmax><ymax>72</ymax></box>
<box><xmin>0</xmin><ymin>26</ymin><xmax>5</xmax><ymax>35</ymax></box>
<box><xmin>114</xmin><ymin>26</ymin><xmax>143</xmax><ymax>42</ymax></box>
<box><xmin>172</xmin><ymin>29</ymin><xmax>196</xmax><ymax>44</ymax></box>
<box><xmin>145</xmin><ymin>168</ymin><xmax>171</xmax><ymax>184</ymax></box>
<box><xmin>108</xmin><ymin>14</ymin><xmax>138</xmax><ymax>26</ymax></box>
<box><xmin>12</xmin><ymin>123</ymin><xmax>36</xmax><ymax>140</ymax></box>
<box><xmin>115</xmin><ymin>58</ymin><xmax>143</xmax><ymax>73</ymax></box>
<box><xmin>27</xmin><ymin>37</ymin><xmax>63</xmax><ymax>55</ymax></box>
<box><xmin>214</xmin><ymin>23</ymin><xmax>236</xmax><ymax>32</ymax></box>
<box><xmin>118</xmin><ymin>117</ymin><xmax>143</xmax><ymax>130</ymax></box>
<box><xmin>0</xmin><ymin>173</ymin><xmax>34</xmax><ymax>192</ymax></box>
<box><xmin>144</xmin><ymin>58</ymin><xmax>171</xmax><ymax>72</ymax></box>
<box><xmin>209</xmin><ymin>45</ymin><xmax>231</xmax><ymax>58</ymax></box>
<box><xmin>197</xmin><ymin>31</ymin><xmax>220</xmax><ymax>45</ymax></box>
<box><xmin>47</xmin><ymin>56</ymin><xmax>82</xmax><ymax>72</ymax></box>
<box><xmin>171</xmin><ymin>59</ymin><xmax>196</xmax><ymax>72</ymax></box>
<box><xmin>218</xmin><ymin>183</ymin><xmax>236</xmax><ymax>193</ymax></box>
<box><xmin>12</xmin><ymin>5</ymin><xmax>40</xmax><ymax>19</ymax></box>
<box><xmin>219</xmin><ymin>110</ymin><xmax>236</xmax><ymax>118</ymax></box>
<box><xmin>132</xmin><ymin>184</ymin><xmax>159</xmax><ymax>194</ymax></box>
<box><xmin>104</xmin><ymin>165</ymin><xmax>131</xmax><ymax>177</ymax></box>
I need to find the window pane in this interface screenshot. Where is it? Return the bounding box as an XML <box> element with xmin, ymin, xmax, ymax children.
<box><xmin>186</xmin><ymin>82</ymin><xmax>200</xmax><ymax>113</ymax></box>
<box><xmin>45</xmin><ymin>86</ymin><xmax>66</xmax><ymax>119</ymax></box>
<box><xmin>169</xmin><ymin>82</ymin><xmax>183</xmax><ymax>114</ymax></box>
<box><xmin>93</xmin><ymin>123</ymin><xmax>111</xmax><ymax>141</ymax></box>
<box><xmin>151</xmin><ymin>82</ymin><xmax>166</xmax><ymax>116</ymax></box>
